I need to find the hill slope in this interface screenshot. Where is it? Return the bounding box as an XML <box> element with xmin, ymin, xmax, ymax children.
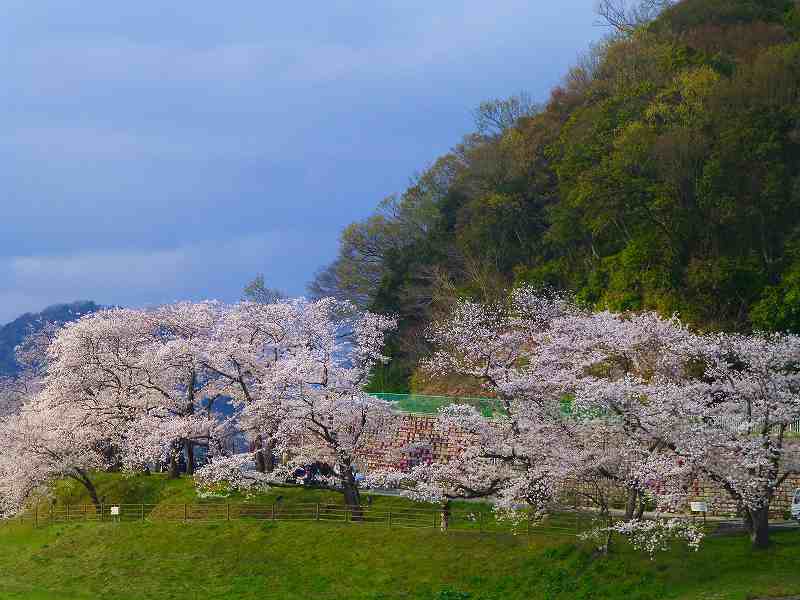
<box><xmin>0</xmin><ymin>301</ymin><xmax>101</xmax><ymax>377</ymax></box>
<box><xmin>1</xmin><ymin>473</ymin><xmax>799</xmax><ymax>600</ymax></box>
<box><xmin>314</xmin><ymin>0</ymin><xmax>800</xmax><ymax>391</ymax></box>
<box><xmin>1</xmin><ymin>521</ymin><xmax>798</xmax><ymax>600</ymax></box>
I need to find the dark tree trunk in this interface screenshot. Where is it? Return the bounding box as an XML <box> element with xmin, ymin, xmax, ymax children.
<box><xmin>184</xmin><ymin>440</ymin><xmax>195</xmax><ymax>476</ymax></box>
<box><xmin>340</xmin><ymin>463</ymin><xmax>362</xmax><ymax>521</ymax></box>
<box><xmin>264</xmin><ymin>439</ymin><xmax>276</xmax><ymax>473</ymax></box>
<box><xmin>254</xmin><ymin>436</ymin><xmax>267</xmax><ymax>473</ymax></box>
<box><xmin>168</xmin><ymin>451</ymin><xmax>180</xmax><ymax>479</ymax></box>
<box><xmin>635</xmin><ymin>499</ymin><xmax>647</xmax><ymax>520</ymax></box>
<box><xmin>748</xmin><ymin>506</ymin><xmax>770</xmax><ymax>550</ymax></box>
<box><xmin>739</xmin><ymin>500</ymin><xmax>753</xmax><ymax>533</ymax></box>
<box><xmin>182</xmin><ymin>373</ymin><xmax>197</xmax><ymax>477</ymax></box>
<box><xmin>70</xmin><ymin>468</ymin><xmax>100</xmax><ymax>507</ymax></box>
<box><xmin>254</xmin><ymin>436</ymin><xmax>276</xmax><ymax>474</ymax></box>
<box><xmin>624</xmin><ymin>487</ymin><xmax>638</xmax><ymax>521</ymax></box>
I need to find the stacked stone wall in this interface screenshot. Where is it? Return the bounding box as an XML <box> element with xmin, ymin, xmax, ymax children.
<box><xmin>358</xmin><ymin>413</ymin><xmax>800</xmax><ymax>518</ymax></box>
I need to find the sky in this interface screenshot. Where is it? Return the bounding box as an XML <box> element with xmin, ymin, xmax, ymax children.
<box><xmin>0</xmin><ymin>0</ymin><xmax>604</xmax><ymax>324</ymax></box>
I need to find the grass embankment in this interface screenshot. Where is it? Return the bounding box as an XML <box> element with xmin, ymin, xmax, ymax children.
<box><xmin>0</xmin><ymin>474</ymin><xmax>798</xmax><ymax>600</ymax></box>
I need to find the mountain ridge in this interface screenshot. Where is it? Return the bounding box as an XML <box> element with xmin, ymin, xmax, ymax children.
<box><xmin>0</xmin><ymin>301</ymin><xmax>101</xmax><ymax>377</ymax></box>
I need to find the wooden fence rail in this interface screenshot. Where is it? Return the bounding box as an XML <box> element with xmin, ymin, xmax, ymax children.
<box><xmin>6</xmin><ymin>503</ymin><xmax>600</xmax><ymax>536</ymax></box>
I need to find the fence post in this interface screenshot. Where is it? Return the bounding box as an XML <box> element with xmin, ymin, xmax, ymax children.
<box><xmin>141</xmin><ymin>504</ymin><xmax>145</xmax><ymax>522</ymax></box>
<box><xmin>183</xmin><ymin>503</ymin><xmax>188</xmax><ymax>523</ymax></box>
<box><xmin>66</xmin><ymin>504</ymin><xmax>70</xmax><ymax>522</ymax></box>
<box><xmin>227</xmin><ymin>504</ymin><xmax>231</xmax><ymax>522</ymax></box>
<box><xmin>316</xmin><ymin>503</ymin><xmax>320</xmax><ymax>521</ymax></box>
<box><xmin>34</xmin><ymin>501</ymin><xmax>39</xmax><ymax>528</ymax></box>
<box><xmin>388</xmin><ymin>510</ymin><xmax>392</xmax><ymax>528</ymax></box>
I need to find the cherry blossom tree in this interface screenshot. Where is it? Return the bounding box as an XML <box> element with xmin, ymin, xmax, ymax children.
<box><xmin>41</xmin><ymin>303</ymin><xmax>238</xmax><ymax>477</ymax></box>
<box><xmin>371</xmin><ymin>288</ymin><xmax>706</xmax><ymax>553</ymax></box>
<box><xmin>669</xmin><ymin>332</ymin><xmax>800</xmax><ymax>549</ymax></box>
<box><xmin>368</xmin><ymin>290</ymin><xmax>585</xmax><ymax>520</ymax></box>
<box><xmin>0</xmin><ymin>389</ymin><xmax>112</xmax><ymax>512</ymax></box>
<box><xmin>573</xmin><ymin>320</ymin><xmax>800</xmax><ymax>549</ymax></box>
<box><xmin>0</xmin><ymin>323</ymin><xmax>59</xmax><ymax>418</ymax></box>
<box><xmin>196</xmin><ymin>297</ymin><xmax>397</xmax><ymax>513</ymax></box>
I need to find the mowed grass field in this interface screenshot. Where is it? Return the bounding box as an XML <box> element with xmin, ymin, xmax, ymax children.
<box><xmin>0</xmin><ymin>474</ymin><xmax>798</xmax><ymax>600</ymax></box>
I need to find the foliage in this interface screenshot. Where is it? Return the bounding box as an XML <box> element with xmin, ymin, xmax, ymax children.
<box><xmin>369</xmin><ymin>288</ymin><xmax>800</xmax><ymax>550</ymax></box>
<box><xmin>318</xmin><ymin>0</ymin><xmax>800</xmax><ymax>392</ymax></box>
<box><xmin>0</xmin><ymin>298</ymin><xmax>396</xmax><ymax>515</ymax></box>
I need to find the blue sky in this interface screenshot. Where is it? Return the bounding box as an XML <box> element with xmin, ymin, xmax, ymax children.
<box><xmin>0</xmin><ymin>0</ymin><xmax>603</xmax><ymax>323</ymax></box>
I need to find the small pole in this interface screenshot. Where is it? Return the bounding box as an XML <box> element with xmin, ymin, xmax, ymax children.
<box><xmin>433</xmin><ymin>510</ymin><xmax>437</xmax><ymax>529</ymax></box>
<box><xmin>66</xmin><ymin>504</ymin><xmax>70</xmax><ymax>522</ymax></box>
<box><xmin>141</xmin><ymin>504</ymin><xmax>145</xmax><ymax>522</ymax></box>
<box><xmin>100</xmin><ymin>503</ymin><xmax>104</xmax><ymax>522</ymax></box>
<box><xmin>183</xmin><ymin>503</ymin><xmax>188</xmax><ymax>522</ymax></box>
<box><xmin>316</xmin><ymin>503</ymin><xmax>320</xmax><ymax>521</ymax></box>
<box><xmin>34</xmin><ymin>501</ymin><xmax>39</xmax><ymax>528</ymax></box>
<box><xmin>227</xmin><ymin>504</ymin><xmax>231</xmax><ymax>522</ymax></box>
<box><xmin>527</xmin><ymin>510</ymin><xmax>531</xmax><ymax>536</ymax></box>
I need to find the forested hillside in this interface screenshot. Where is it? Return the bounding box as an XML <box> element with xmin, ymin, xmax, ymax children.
<box><xmin>311</xmin><ymin>0</ymin><xmax>800</xmax><ymax>391</ymax></box>
<box><xmin>0</xmin><ymin>301</ymin><xmax>100</xmax><ymax>377</ymax></box>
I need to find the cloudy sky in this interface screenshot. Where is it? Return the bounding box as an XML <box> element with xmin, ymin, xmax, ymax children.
<box><xmin>0</xmin><ymin>0</ymin><xmax>603</xmax><ymax>323</ymax></box>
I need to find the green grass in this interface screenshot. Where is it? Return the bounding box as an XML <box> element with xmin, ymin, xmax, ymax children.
<box><xmin>1</xmin><ymin>474</ymin><xmax>799</xmax><ymax>600</ymax></box>
<box><xmin>372</xmin><ymin>393</ymin><xmax>501</xmax><ymax>417</ymax></box>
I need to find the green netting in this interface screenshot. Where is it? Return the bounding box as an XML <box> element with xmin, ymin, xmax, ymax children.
<box><xmin>371</xmin><ymin>393</ymin><xmax>501</xmax><ymax>417</ymax></box>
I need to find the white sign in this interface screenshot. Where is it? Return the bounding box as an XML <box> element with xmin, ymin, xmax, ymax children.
<box><xmin>110</xmin><ymin>506</ymin><xmax>121</xmax><ymax>516</ymax></box>
<box><xmin>690</xmin><ymin>501</ymin><xmax>708</xmax><ymax>513</ymax></box>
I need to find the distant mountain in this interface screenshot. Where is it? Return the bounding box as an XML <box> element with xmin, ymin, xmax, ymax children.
<box><xmin>0</xmin><ymin>301</ymin><xmax>102</xmax><ymax>377</ymax></box>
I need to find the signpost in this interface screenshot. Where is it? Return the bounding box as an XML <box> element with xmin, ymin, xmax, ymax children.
<box><xmin>690</xmin><ymin>501</ymin><xmax>708</xmax><ymax>526</ymax></box>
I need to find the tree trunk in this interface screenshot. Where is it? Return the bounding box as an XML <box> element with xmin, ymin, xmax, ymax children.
<box><xmin>739</xmin><ymin>500</ymin><xmax>753</xmax><ymax>533</ymax></box>
<box><xmin>254</xmin><ymin>436</ymin><xmax>276</xmax><ymax>474</ymax></box>
<box><xmin>168</xmin><ymin>450</ymin><xmax>180</xmax><ymax>479</ymax></box>
<box><xmin>70</xmin><ymin>468</ymin><xmax>100</xmax><ymax>507</ymax></box>
<box><xmin>254</xmin><ymin>436</ymin><xmax>267</xmax><ymax>473</ymax></box>
<box><xmin>340</xmin><ymin>463</ymin><xmax>362</xmax><ymax>521</ymax></box>
<box><xmin>634</xmin><ymin>498</ymin><xmax>647</xmax><ymax>520</ymax></box>
<box><xmin>748</xmin><ymin>506</ymin><xmax>770</xmax><ymax>550</ymax></box>
<box><xmin>264</xmin><ymin>439</ymin><xmax>276</xmax><ymax>473</ymax></box>
<box><xmin>184</xmin><ymin>440</ymin><xmax>195</xmax><ymax>476</ymax></box>
<box><xmin>624</xmin><ymin>487</ymin><xmax>639</xmax><ymax>521</ymax></box>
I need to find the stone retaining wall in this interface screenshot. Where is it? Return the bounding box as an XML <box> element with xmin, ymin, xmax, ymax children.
<box><xmin>357</xmin><ymin>413</ymin><xmax>800</xmax><ymax>517</ymax></box>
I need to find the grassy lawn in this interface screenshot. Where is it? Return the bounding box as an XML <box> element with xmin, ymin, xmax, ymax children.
<box><xmin>0</xmin><ymin>474</ymin><xmax>798</xmax><ymax>600</ymax></box>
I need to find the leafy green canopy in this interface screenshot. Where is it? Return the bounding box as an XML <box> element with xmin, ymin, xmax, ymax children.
<box><xmin>314</xmin><ymin>0</ymin><xmax>800</xmax><ymax>390</ymax></box>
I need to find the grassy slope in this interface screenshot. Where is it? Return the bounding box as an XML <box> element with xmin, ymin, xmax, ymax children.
<box><xmin>0</xmin><ymin>474</ymin><xmax>798</xmax><ymax>600</ymax></box>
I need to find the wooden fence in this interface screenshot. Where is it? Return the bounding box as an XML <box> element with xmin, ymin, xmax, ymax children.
<box><xmin>8</xmin><ymin>502</ymin><xmax>598</xmax><ymax>536</ymax></box>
